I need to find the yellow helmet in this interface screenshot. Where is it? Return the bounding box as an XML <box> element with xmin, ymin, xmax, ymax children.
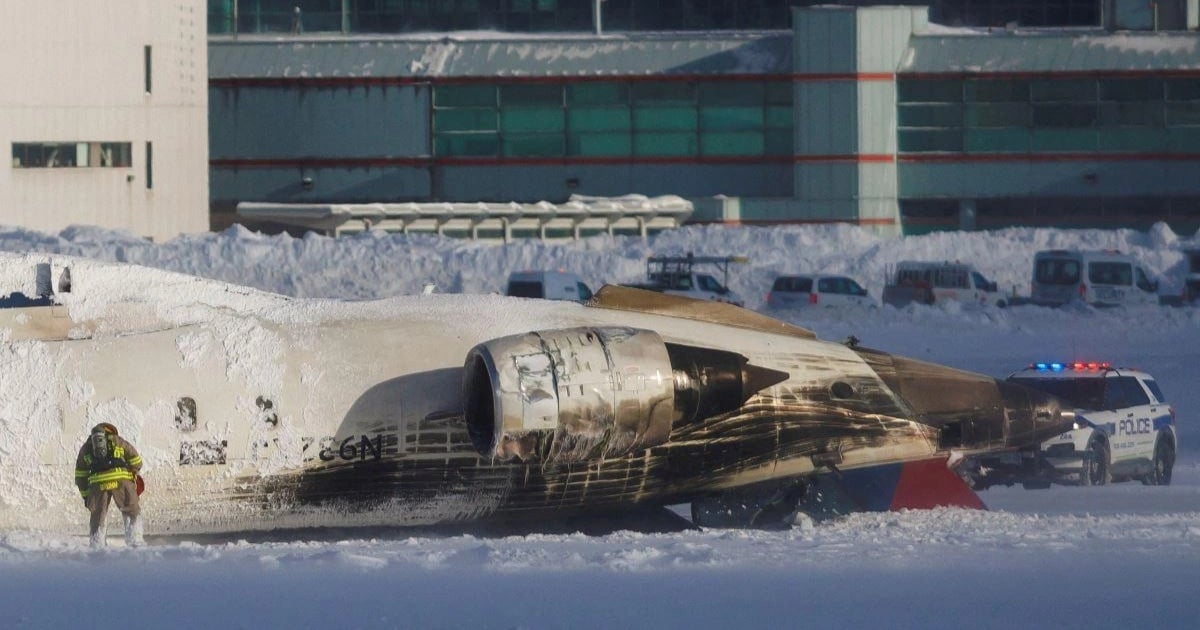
<box><xmin>90</xmin><ymin>423</ymin><xmax>118</xmax><ymax>436</ymax></box>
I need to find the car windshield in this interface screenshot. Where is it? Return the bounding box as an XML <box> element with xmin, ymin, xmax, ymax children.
<box><xmin>1035</xmin><ymin>258</ymin><xmax>1081</xmax><ymax>285</ymax></box>
<box><xmin>696</xmin><ymin>274</ymin><xmax>727</xmax><ymax>293</ymax></box>
<box><xmin>1009</xmin><ymin>377</ymin><xmax>1105</xmax><ymax>411</ymax></box>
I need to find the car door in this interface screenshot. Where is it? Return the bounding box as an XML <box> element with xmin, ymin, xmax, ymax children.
<box><xmin>817</xmin><ymin>277</ymin><xmax>843</xmax><ymax>307</ymax></box>
<box><xmin>1104</xmin><ymin>375</ymin><xmax>1153</xmax><ymax>468</ymax></box>
<box><xmin>1118</xmin><ymin>376</ymin><xmax>1157</xmax><ymax>462</ymax></box>
<box><xmin>844</xmin><ymin>278</ymin><xmax>870</xmax><ymax>307</ymax></box>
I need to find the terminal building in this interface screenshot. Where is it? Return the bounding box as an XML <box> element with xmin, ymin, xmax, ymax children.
<box><xmin>0</xmin><ymin>1</ymin><xmax>208</xmax><ymax>242</ymax></box>
<box><xmin>208</xmin><ymin>0</ymin><xmax>1200</xmax><ymax>237</ymax></box>
<box><xmin>11</xmin><ymin>2</ymin><xmax>1198</xmax><ymax>239</ymax></box>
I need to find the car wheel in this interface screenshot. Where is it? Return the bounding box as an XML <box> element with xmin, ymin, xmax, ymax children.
<box><xmin>1080</xmin><ymin>438</ymin><xmax>1110</xmax><ymax>486</ymax></box>
<box><xmin>996</xmin><ymin>299</ymin><xmax>1007</xmax><ymax>308</ymax></box>
<box><xmin>1021</xmin><ymin>480</ymin><xmax>1052</xmax><ymax>490</ymax></box>
<box><xmin>1142</xmin><ymin>438</ymin><xmax>1175</xmax><ymax>486</ymax></box>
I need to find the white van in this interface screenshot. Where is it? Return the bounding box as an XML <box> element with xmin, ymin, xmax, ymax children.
<box><xmin>505</xmin><ymin>271</ymin><xmax>594</xmax><ymax>303</ymax></box>
<box><xmin>882</xmin><ymin>261</ymin><xmax>1006</xmax><ymax>308</ymax></box>
<box><xmin>1030</xmin><ymin>250</ymin><xmax>1157</xmax><ymax>307</ymax></box>
<box><xmin>766</xmin><ymin>274</ymin><xmax>874</xmax><ymax>309</ymax></box>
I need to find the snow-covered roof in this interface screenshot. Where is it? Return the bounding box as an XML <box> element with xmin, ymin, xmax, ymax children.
<box><xmin>900</xmin><ymin>30</ymin><xmax>1200</xmax><ymax>74</ymax></box>
<box><xmin>208</xmin><ymin>32</ymin><xmax>792</xmax><ymax>79</ymax></box>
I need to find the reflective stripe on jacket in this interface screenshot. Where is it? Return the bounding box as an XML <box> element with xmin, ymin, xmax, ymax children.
<box><xmin>74</xmin><ymin>435</ymin><xmax>143</xmax><ymax>495</ymax></box>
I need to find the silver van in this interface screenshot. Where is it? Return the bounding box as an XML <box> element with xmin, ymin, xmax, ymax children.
<box><xmin>505</xmin><ymin>270</ymin><xmax>594</xmax><ymax>303</ymax></box>
<box><xmin>1031</xmin><ymin>250</ymin><xmax>1157</xmax><ymax>307</ymax></box>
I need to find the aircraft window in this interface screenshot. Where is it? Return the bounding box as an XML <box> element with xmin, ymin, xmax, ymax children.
<box><xmin>830</xmin><ymin>382</ymin><xmax>856</xmax><ymax>399</ymax></box>
<box><xmin>256</xmin><ymin>396</ymin><xmax>279</xmax><ymax>427</ymax></box>
<box><xmin>175</xmin><ymin>397</ymin><xmax>197</xmax><ymax>432</ymax></box>
<box><xmin>180</xmin><ymin>440</ymin><xmax>227</xmax><ymax>465</ymax></box>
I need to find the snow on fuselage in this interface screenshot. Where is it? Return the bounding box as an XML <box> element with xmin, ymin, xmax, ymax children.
<box><xmin>0</xmin><ymin>256</ymin><xmax>1070</xmax><ymax>534</ymax></box>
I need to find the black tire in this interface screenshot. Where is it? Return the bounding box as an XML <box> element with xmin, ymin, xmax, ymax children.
<box><xmin>1080</xmin><ymin>438</ymin><xmax>1110</xmax><ymax>486</ymax></box>
<box><xmin>996</xmin><ymin>299</ymin><xmax>1007</xmax><ymax>309</ymax></box>
<box><xmin>1021</xmin><ymin>480</ymin><xmax>1052</xmax><ymax>490</ymax></box>
<box><xmin>1143</xmin><ymin>438</ymin><xmax>1175</xmax><ymax>486</ymax></box>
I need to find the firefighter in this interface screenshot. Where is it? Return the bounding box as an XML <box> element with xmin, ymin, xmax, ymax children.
<box><xmin>74</xmin><ymin>423</ymin><xmax>144</xmax><ymax>548</ymax></box>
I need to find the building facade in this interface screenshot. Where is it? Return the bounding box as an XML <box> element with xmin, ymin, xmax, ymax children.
<box><xmin>1</xmin><ymin>1</ymin><xmax>209</xmax><ymax>241</ymax></box>
<box><xmin>208</xmin><ymin>1</ymin><xmax>1200</xmax><ymax>236</ymax></box>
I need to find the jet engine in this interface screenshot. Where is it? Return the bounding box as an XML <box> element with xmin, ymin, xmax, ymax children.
<box><xmin>462</xmin><ymin>327</ymin><xmax>788</xmax><ymax>464</ymax></box>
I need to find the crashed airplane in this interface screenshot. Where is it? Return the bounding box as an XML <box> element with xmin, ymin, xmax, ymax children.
<box><xmin>0</xmin><ymin>255</ymin><xmax>1074</xmax><ymax>535</ymax></box>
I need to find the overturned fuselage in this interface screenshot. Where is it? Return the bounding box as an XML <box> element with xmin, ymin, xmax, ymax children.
<box><xmin>0</xmin><ymin>258</ymin><xmax>1072</xmax><ymax>534</ymax></box>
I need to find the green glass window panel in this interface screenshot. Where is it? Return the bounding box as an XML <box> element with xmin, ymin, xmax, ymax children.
<box><xmin>500</xmin><ymin>84</ymin><xmax>562</xmax><ymax>106</ymax></box>
<box><xmin>700</xmin><ymin>132</ymin><xmax>763</xmax><ymax>156</ymax></box>
<box><xmin>965</xmin><ymin>80</ymin><xmax>1030</xmax><ymax>102</ymax></box>
<box><xmin>765</xmin><ymin>106</ymin><xmax>792</xmax><ymax>129</ymax></box>
<box><xmin>897</xmin><ymin>80</ymin><xmax>962</xmax><ymax>104</ymax></box>
<box><xmin>1096</xmin><ymin>128</ymin><xmax>1169</xmax><ymax>152</ymax></box>
<box><xmin>1030</xmin><ymin>129</ymin><xmax>1096</xmax><ymax>151</ymax></box>
<box><xmin>500</xmin><ymin>107</ymin><xmax>564</xmax><ymax>132</ymax></box>
<box><xmin>1100</xmin><ymin>78</ymin><xmax>1163</xmax><ymax>102</ymax></box>
<box><xmin>898</xmin><ymin>129</ymin><xmax>962</xmax><ymax>152</ymax></box>
<box><xmin>1098</xmin><ymin>102</ymin><xmax>1163</xmax><ymax>127</ymax></box>
<box><xmin>567</xmin><ymin>83</ymin><xmax>628</xmax><ymax>105</ymax></box>
<box><xmin>434</xmin><ymin>108</ymin><xmax>497</xmax><ymax>132</ymax></box>
<box><xmin>568</xmin><ymin>107</ymin><xmax>631</xmax><ymax>131</ymax></box>
<box><xmin>1166</xmin><ymin>101</ymin><xmax>1200</xmax><ymax>126</ymax></box>
<box><xmin>633</xmin><ymin>106</ymin><xmax>697</xmax><ymax>131</ymax></box>
<box><xmin>434</xmin><ymin>133</ymin><xmax>499</xmax><ymax>156</ymax></box>
<box><xmin>1031</xmin><ymin>79</ymin><xmax>1096</xmax><ymax>102</ymax></box>
<box><xmin>502</xmin><ymin>134</ymin><xmax>564</xmax><ymax>157</ymax></box>
<box><xmin>697</xmin><ymin>82</ymin><xmax>762</xmax><ymax>106</ymax></box>
<box><xmin>568</xmin><ymin>133</ymin><xmax>632</xmax><ymax>157</ymax></box>
<box><xmin>898</xmin><ymin>104</ymin><xmax>962</xmax><ymax>128</ymax></box>
<box><xmin>633</xmin><ymin>132</ymin><xmax>697</xmax><ymax>156</ymax></box>
<box><xmin>964</xmin><ymin>128</ymin><xmax>1030</xmax><ymax>152</ymax></box>
<box><xmin>1167</xmin><ymin>127</ymin><xmax>1200</xmax><ymax>151</ymax></box>
<box><xmin>434</xmin><ymin>85</ymin><xmax>496</xmax><ymax>107</ymax></box>
<box><xmin>1032</xmin><ymin>103</ymin><xmax>1096</xmax><ymax>127</ymax></box>
<box><xmin>966</xmin><ymin>103</ymin><xmax>1029</xmax><ymax>128</ymax></box>
<box><xmin>1165</xmin><ymin>79</ymin><xmax>1200</xmax><ymax>101</ymax></box>
<box><xmin>764</xmin><ymin>130</ymin><xmax>793</xmax><ymax>156</ymax></box>
<box><xmin>631</xmin><ymin>83</ymin><xmax>693</xmax><ymax>105</ymax></box>
<box><xmin>700</xmin><ymin>106</ymin><xmax>763</xmax><ymax>131</ymax></box>
<box><xmin>764</xmin><ymin>82</ymin><xmax>792</xmax><ymax>105</ymax></box>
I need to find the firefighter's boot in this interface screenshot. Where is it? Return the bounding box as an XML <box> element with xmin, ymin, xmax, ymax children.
<box><xmin>90</xmin><ymin>523</ymin><xmax>107</xmax><ymax>550</ymax></box>
<box><xmin>123</xmin><ymin>514</ymin><xmax>144</xmax><ymax>548</ymax></box>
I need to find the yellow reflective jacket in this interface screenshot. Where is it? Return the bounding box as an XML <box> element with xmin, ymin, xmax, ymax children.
<box><xmin>74</xmin><ymin>434</ymin><xmax>143</xmax><ymax>495</ymax></box>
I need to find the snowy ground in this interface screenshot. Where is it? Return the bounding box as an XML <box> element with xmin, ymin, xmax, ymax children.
<box><xmin>1</xmin><ymin>222</ymin><xmax>1198</xmax><ymax>628</ymax></box>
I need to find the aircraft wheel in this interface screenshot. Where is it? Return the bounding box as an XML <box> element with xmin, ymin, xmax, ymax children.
<box><xmin>1080</xmin><ymin>438</ymin><xmax>1110</xmax><ymax>486</ymax></box>
<box><xmin>1142</xmin><ymin>438</ymin><xmax>1175</xmax><ymax>486</ymax></box>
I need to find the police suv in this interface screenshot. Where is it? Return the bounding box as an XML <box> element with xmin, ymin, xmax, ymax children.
<box><xmin>966</xmin><ymin>362</ymin><xmax>1177</xmax><ymax>489</ymax></box>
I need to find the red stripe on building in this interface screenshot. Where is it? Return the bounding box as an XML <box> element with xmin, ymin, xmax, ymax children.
<box><xmin>900</xmin><ymin>152</ymin><xmax>1200</xmax><ymax>163</ymax></box>
<box><xmin>210</xmin><ymin>154</ymin><xmax>901</xmax><ymax>168</ymax></box>
<box><xmin>899</xmin><ymin>69</ymin><xmax>1200</xmax><ymax>81</ymax></box>
<box><xmin>209</xmin><ymin>72</ymin><xmax>895</xmax><ymax>88</ymax></box>
<box><xmin>694</xmin><ymin>217</ymin><xmax>897</xmax><ymax>226</ymax></box>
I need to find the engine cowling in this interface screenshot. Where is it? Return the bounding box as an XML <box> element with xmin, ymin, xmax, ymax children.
<box><xmin>463</xmin><ymin>327</ymin><xmax>790</xmax><ymax>464</ymax></box>
<box><xmin>463</xmin><ymin>327</ymin><xmax>676</xmax><ymax>464</ymax></box>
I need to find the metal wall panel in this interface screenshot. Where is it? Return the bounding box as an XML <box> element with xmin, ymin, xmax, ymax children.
<box><xmin>0</xmin><ymin>1</ymin><xmax>208</xmax><ymax>241</ymax></box>
<box><xmin>210</xmin><ymin>85</ymin><xmax>429</xmax><ymax>158</ymax></box>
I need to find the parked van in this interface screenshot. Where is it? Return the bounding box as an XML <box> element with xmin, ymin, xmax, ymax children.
<box><xmin>505</xmin><ymin>271</ymin><xmax>594</xmax><ymax>303</ymax></box>
<box><xmin>766</xmin><ymin>274</ymin><xmax>873</xmax><ymax>309</ymax></box>
<box><xmin>1030</xmin><ymin>250</ymin><xmax>1157</xmax><ymax>307</ymax></box>
<box><xmin>1184</xmin><ymin>249</ymin><xmax>1200</xmax><ymax>305</ymax></box>
<box><xmin>882</xmin><ymin>261</ymin><xmax>1006</xmax><ymax>308</ymax></box>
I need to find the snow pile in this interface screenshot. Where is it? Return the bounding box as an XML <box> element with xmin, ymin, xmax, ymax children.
<box><xmin>0</xmin><ymin>221</ymin><xmax>1196</xmax><ymax>628</ymax></box>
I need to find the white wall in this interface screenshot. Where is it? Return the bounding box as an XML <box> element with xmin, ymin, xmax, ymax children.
<box><xmin>0</xmin><ymin>1</ymin><xmax>208</xmax><ymax>241</ymax></box>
